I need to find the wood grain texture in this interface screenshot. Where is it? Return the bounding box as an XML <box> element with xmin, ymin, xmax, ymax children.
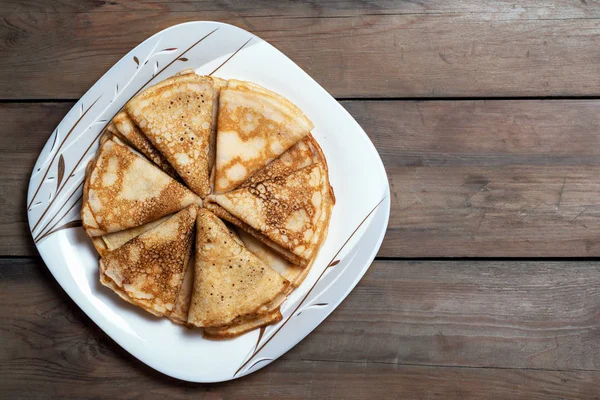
<box><xmin>4</xmin><ymin>0</ymin><xmax>600</xmax><ymax>17</ymax></box>
<box><xmin>2</xmin><ymin>258</ymin><xmax>600</xmax><ymax>399</ymax></box>
<box><xmin>7</xmin><ymin>100</ymin><xmax>600</xmax><ymax>257</ymax></box>
<box><xmin>2</xmin><ymin>1</ymin><xmax>600</xmax><ymax>99</ymax></box>
<box><xmin>358</xmin><ymin>100</ymin><xmax>600</xmax><ymax>257</ymax></box>
<box><xmin>0</xmin><ymin>103</ymin><xmax>67</xmax><ymax>256</ymax></box>
<box><xmin>4</xmin><ymin>1</ymin><xmax>600</xmax><ymax>396</ymax></box>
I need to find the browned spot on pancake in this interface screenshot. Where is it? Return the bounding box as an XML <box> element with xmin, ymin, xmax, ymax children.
<box><xmin>249</xmin><ymin>176</ymin><xmax>315</xmax><ymax>232</ymax></box>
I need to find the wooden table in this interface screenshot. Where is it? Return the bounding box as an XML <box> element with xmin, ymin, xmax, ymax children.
<box><xmin>2</xmin><ymin>1</ymin><xmax>600</xmax><ymax>398</ymax></box>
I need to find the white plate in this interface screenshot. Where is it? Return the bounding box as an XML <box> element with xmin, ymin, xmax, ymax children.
<box><xmin>27</xmin><ymin>21</ymin><xmax>390</xmax><ymax>383</ymax></box>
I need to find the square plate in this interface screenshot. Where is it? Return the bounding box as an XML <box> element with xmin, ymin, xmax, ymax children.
<box><xmin>27</xmin><ymin>21</ymin><xmax>390</xmax><ymax>383</ymax></box>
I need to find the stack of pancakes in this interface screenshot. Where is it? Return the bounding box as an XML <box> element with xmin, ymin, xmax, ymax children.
<box><xmin>81</xmin><ymin>71</ymin><xmax>335</xmax><ymax>338</ymax></box>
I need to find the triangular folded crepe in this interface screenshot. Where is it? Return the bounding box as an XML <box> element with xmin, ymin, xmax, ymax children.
<box><xmin>202</xmin><ymin>246</ymin><xmax>294</xmax><ymax>338</ymax></box>
<box><xmin>93</xmin><ymin>213</ymin><xmax>193</xmax><ymax>324</ymax></box>
<box><xmin>83</xmin><ymin>138</ymin><xmax>168</xmax><ymax>256</ymax></box>
<box><xmin>82</xmin><ymin>139</ymin><xmax>201</xmax><ymax>237</ymax></box>
<box><xmin>213</xmin><ymin>79</ymin><xmax>314</xmax><ymax>193</ymax></box>
<box><xmin>187</xmin><ymin>209</ymin><xmax>289</xmax><ymax>328</ymax></box>
<box><xmin>99</xmin><ymin>205</ymin><xmax>197</xmax><ymax>317</ymax></box>
<box><xmin>126</xmin><ymin>73</ymin><xmax>218</xmax><ymax>197</ymax></box>
<box><xmin>206</xmin><ymin>163</ymin><xmax>333</xmax><ymax>267</ymax></box>
<box><xmin>110</xmin><ymin>112</ymin><xmax>178</xmax><ymax>178</ymax></box>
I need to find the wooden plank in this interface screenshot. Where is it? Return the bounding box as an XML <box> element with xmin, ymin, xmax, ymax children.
<box><xmin>350</xmin><ymin>100</ymin><xmax>600</xmax><ymax>257</ymax></box>
<box><xmin>1</xmin><ymin>258</ymin><xmax>599</xmax><ymax>398</ymax></box>
<box><xmin>0</xmin><ymin>103</ymin><xmax>68</xmax><ymax>256</ymax></box>
<box><xmin>4</xmin><ymin>0</ymin><xmax>600</xmax><ymax>18</ymax></box>
<box><xmin>295</xmin><ymin>260</ymin><xmax>600</xmax><ymax>371</ymax></box>
<box><xmin>7</xmin><ymin>100</ymin><xmax>600</xmax><ymax>256</ymax></box>
<box><xmin>2</xmin><ymin>2</ymin><xmax>600</xmax><ymax>99</ymax></box>
<box><xmin>2</xmin><ymin>361</ymin><xmax>599</xmax><ymax>400</ymax></box>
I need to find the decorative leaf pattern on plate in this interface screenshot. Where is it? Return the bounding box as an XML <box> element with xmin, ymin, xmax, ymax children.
<box><xmin>56</xmin><ymin>155</ymin><xmax>65</xmax><ymax>191</ymax></box>
<box><xmin>155</xmin><ymin>48</ymin><xmax>179</xmax><ymax>56</ymax></box>
<box><xmin>247</xmin><ymin>358</ymin><xmax>274</xmax><ymax>371</ymax></box>
<box><xmin>32</xmin><ymin>128</ymin><xmax>59</xmax><ymax>179</ymax></box>
<box><xmin>296</xmin><ymin>303</ymin><xmax>328</xmax><ymax>316</ymax></box>
<box><xmin>36</xmin><ymin>220</ymin><xmax>82</xmax><ymax>242</ymax></box>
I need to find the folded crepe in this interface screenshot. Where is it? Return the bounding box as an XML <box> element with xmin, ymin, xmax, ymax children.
<box><xmin>99</xmin><ymin>205</ymin><xmax>197</xmax><ymax>317</ymax></box>
<box><xmin>172</xmin><ymin>213</ymin><xmax>242</xmax><ymax>326</ymax></box>
<box><xmin>126</xmin><ymin>73</ymin><xmax>219</xmax><ymax>197</ymax></box>
<box><xmin>109</xmin><ymin>112</ymin><xmax>178</xmax><ymax>178</ymax></box>
<box><xmin>83</xmin><ymin>137</ymin><xmax>171</xmax><ymax>256</ymax></box>
<box><xmin>187</xmin><ymin>209</ymin><xmax>290</xmax><ymax>328</ymax></box>
<box><xmin>206</xmin><ymin>163</ymin><xmax>334</xmax><ymax>267</ymax></box>
<box><xmin>203</xmin><ymin>309</ymin><xmax>283</xmax><ymax>339</ymax></box>
<box><xmin>204</xmin><ymin>261</ymin><xmax>293</xmax><ymax>338</ymax></box>
<box><xmin>213</xmin><ymin>79</ymin><xmax>314</xmax><ymax>193</ymax></box>
<box><xmin>93</xmin><ymin>213</ymin><xmax>193</xmax><ymax>324</ymax></box>
<box><xmin>82</xmin><ymin>139</ymin><xmax>200</xmax><ymax>237</ymax></box>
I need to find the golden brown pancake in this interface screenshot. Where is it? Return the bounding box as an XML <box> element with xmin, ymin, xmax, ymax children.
<box><xmin>99</xmin><ymin>205</ymin><xmax>197</xmax><ymax>317</ymax></box>
<box><xmin>213</xmin><ymin>79</ymin><xmax>314</xmax><ymax>193</ymax></box>
<box><xmin>92</xmin><ymin>213</ymin><xmax>193</xmax><ymax>324</ymax></box>
<box><xmin>126</xmin><ymin>74</ymin><xmax>218</xmax><ymax>197</ymax></box>
<box><xmin>169</xmin><ymin>253</ymin><xmax>195</xmax><ymax>325</ymax></box>
<box><xmin>202</xmin><ymin>256</ymin><xmax>299</xmax><ymax>338</ymax></box>
<box><xmin>110</xmin><ymin>112</ymin><xmax>178</xmax><ymax>178</ymax></box>
<box><xmin>206</xmin><ymin>163</ymin><xmax>334</xmax><ymax>267</ymax></box>
<box><xmin>81</xmin><ymin>139</ymin><xmax>200</xmax><ymax>237</ymax></box>
<box><xmin>203</xmin><ymin>309</ymin><xmax>282</xmax><ymax>339</ymax></box>
<box><xmin>187</xmin><ymin>209</ymin><xmax>290</xmax><ymax>328</ymax></box>
<box><xmin>171</xmin><ymin>211</ymin><xmax>245</xmax><ymax>326</ymax></box>
<box><xmin>83</xmin><ymin>141</ymin><xmax>171</xmax><ymax>256</ymax></box>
